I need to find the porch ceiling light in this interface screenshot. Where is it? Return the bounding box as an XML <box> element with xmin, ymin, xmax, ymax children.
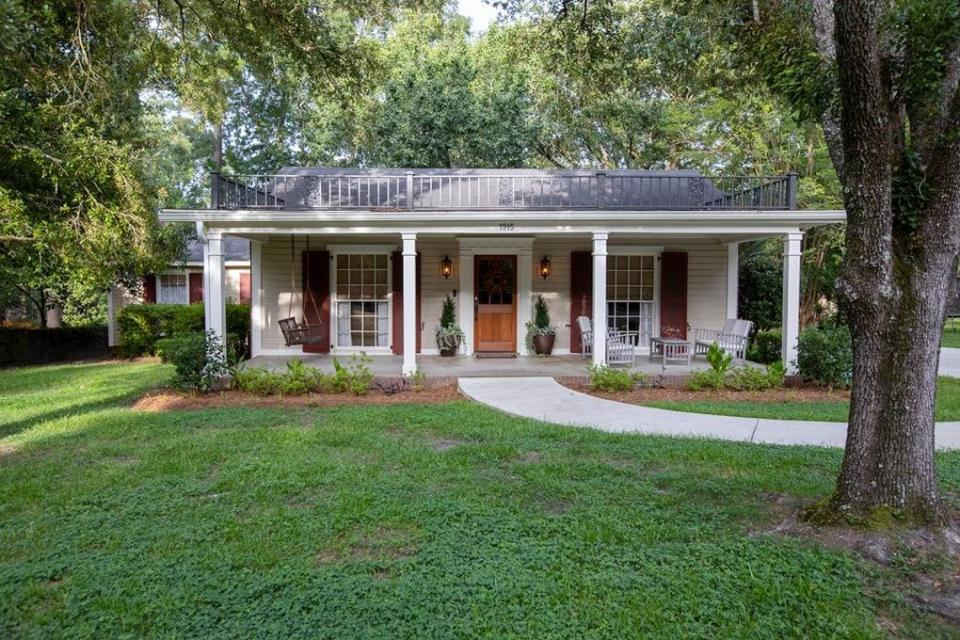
<box><xmin>539</xmin><ymin>255</ymin><xmax>552</xmax><ymax>279</ymax></box>
<box><xmin>440</xmin><ymin>255</ymin><xmax>453</xmax><ymax>279</ymax></box>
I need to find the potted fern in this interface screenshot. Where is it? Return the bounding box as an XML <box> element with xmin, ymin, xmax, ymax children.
<box><xmin>435</xmin><ymin>294</ymin><xmax>464</xmax><ymax>357</ymax></box>
<box><xmin>526</xmin><ymin>295</ymin><xmax>556</xmax><ymax>356</ymax></box>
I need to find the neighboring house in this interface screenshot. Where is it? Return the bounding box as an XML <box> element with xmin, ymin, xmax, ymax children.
<box><xmin>106</xmin><ymin>236</ymin><xmax>251</xmax><ymax>347</ymax></box>
<box><xmin>160</xmin><ymin>168</ymin><xmax>845</xmax><ymax>373</ymax></box>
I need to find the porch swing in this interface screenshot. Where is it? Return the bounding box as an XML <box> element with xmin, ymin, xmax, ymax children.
<box><xmin>278</xmin><ymin>235</ymin><xmax>326</xmax><ymax>347</ymax></box>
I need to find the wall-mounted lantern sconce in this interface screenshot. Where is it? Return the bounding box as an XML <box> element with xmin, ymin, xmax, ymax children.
<box><xmin>539</xmin><ymin>255</ymin><xmax>552</xmax><ymax>279</ymax></box>
<box><xmin>440</xmin><ymin>255</ymin><xmax>453</xmax><ymax>279</ymax></box>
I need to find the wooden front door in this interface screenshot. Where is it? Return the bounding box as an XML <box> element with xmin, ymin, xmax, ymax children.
<box><xmin>475</xmin><ymin>255</ymin><xmax>517</xmax><ymax>352</ymax></box>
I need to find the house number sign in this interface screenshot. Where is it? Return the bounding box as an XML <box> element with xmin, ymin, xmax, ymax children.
<box><xmin>498</xmin><ymin>222</ymin><xmax>516</xmax><ymax>232</ymax></box>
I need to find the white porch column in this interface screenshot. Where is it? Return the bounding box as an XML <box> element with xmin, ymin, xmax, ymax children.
<box><xmin>402</xmin><ymin>233</ymin><xmax>418</xmax><ymax>375</ymax></box>
<box><xmin>592</xmin><ymin>232</ymin><xmax>609</xmax><ymax>365</ymax></box>
<box><xmin>726</xmin><ymin>241</ymin><xmax>740</xmax><ymax>319</ymax></box>
<box><xmin>203</xmin><ymin>229</ymin><xmax>227</xmax><ymax>356</ymax></box>
<box><xmin>516</xmin><ymin>248</ymin><xmax>533</xmax><ymax>355</ymax></box>
<box><xmin>781</xmin><ymin>231</ymin><xmax>803</xmax><ymax>373</ymax></box>
<box><xmin>458</xmin><ymin>253</ymin><xmax>475</xmax><ymax>356</ymax></box>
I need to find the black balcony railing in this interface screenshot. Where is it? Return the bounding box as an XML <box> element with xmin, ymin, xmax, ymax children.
<box><xmin>210</xmin><ymin>171</ymin><xmax>798</xmax><ymax>211</ymax></box>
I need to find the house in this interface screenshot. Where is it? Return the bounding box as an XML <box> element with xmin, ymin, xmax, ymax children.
<box><xmin>106</xmin><ymin>236</ymin><xmax>251</xmax><ymax>347</ymax></box>
<box><xmin>159</xmin><ymin>168</ymin><xmax>845</xmax><ymax>374</ymax></box>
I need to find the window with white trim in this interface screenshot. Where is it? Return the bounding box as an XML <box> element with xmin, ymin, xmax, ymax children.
<box><xmin>607</xmin><ymin>255</ymin><xmax>656</xmax><ymax>348</ymax></box>
<box><xmin>334</xmin><ymin>254</ymin><xmax>389</xmax><ymax>347</ymax></box>
<box><xmin>158</xmin><ymin>273</ymin><xmax>188</xmax><ymax>304</ymax></box>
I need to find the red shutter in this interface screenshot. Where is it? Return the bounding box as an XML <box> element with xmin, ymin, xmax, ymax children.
<box><xmin>392</xmin><ymin>252</ymin><xmax>423</xmax><ymax>355</ymax></box>
<box><xmin>238</xmin><ymin>272</ymin><xmax>251</xmax><ymax>304</ymax></box>
<box><xmin>660</xmin><ymin>252</ymin><xmax>688</xmax><ymax>339</ymax></box>
<box><xmin>142</xmin><ymin>275</ymin><xmax>156</xmax><ymax>303</ymax></box>
<box><xmin>392</xmin><ymin>251</ymin><xmax>402</xmax><ymax>355</ymax></box>
<box><xmin>302</xmin><ymin>250</ymin><xmax>330</xmax><ymax>353</ymax></box>
<box><xmin>570</xmin><ymin>251</ymin><xmax>593</xmax><ymax>354</ymax></box>
<box><xmin>188</xmin><ymin>272</ymin><xmax>203</xmax><ymax>304</ymax></box>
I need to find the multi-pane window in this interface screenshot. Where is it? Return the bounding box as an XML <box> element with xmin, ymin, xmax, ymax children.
<box><xmin>335</xmin><ymin>254</ymin><xmax>389</xmax><ymax>347</ymax></box>
<box><xmin>607</xmin><ymin>255</ymin><xmax>656</xmax><ymax>348</ymax></box>
<box><xmin>158</xmin><ymin>273</ymin><xmax>188</xmax><ymax>304</ymax></box>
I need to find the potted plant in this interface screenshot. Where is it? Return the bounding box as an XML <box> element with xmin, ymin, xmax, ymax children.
<box><xmin>526</xmin><ymin>295</ymin><xmax>556</xmax><ymax>356</ymax></box>
<box><xmin>435</xmin><ymin>294</ymin><xmax>464</xmax><ymax>357</ymax></box>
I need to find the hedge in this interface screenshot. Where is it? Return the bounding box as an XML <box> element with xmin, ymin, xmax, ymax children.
<box><xmin>747</xmin><ymin>329</ymin><xmax>782</xmax><ymax>364</ymax></box>
<box><xmin>0</xmin><ymin>326</ymin><xmax>108</xmax><ymax>367</ymax></box>
<box><xmin>796</xmin><ymin>323</ymin><xmax>853</xmax><ymax>387</ymax></box>
<box><xmin>117</xmin><ymin>304</ymin><xmax>251</xmax><ymax>358</ymax></box>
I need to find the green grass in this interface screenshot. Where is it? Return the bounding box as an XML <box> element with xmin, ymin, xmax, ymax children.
<box><xmin>943</xmin><ymin>318</ymin><xmax>960</xmax><ymax>348</ymax></box>
<box><xmin>1</xmin><ymin>362</ymin><xmax>959</xmax><ymax>638</ymax></box>
<box><xmin>645</xmin><ymin>377</ymin><xmax>960</xmax><ymax>422</ymax></box>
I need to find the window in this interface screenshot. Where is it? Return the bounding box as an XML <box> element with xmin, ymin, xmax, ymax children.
<box><xmin>334</xmin><ymin>254</ymin><xmax>389</xmax><ymax>347</ymax></box>
<box><xmin>158</xmin><ymin>273</ymin><xmax>188</xmax><ymax>304</ymax></box>
<box><xmin>607</xmin><ymin>255</ymin><xmax>656</xmax><ymax>348</ymax></box>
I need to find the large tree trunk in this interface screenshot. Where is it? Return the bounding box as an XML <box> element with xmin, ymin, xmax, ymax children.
<box><xmin>831</xmin><ymin>246</ymin><xmax>953</xmax><ymax>523</ymax></box>
<box><xmin>808</xmin><ymin>0</ymin><xmax>960</xmax><ymax>525</ymax></box>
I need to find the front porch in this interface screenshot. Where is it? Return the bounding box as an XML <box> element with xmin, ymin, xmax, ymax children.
<box><xmin>244</xmin><ymin>353</ymin><xmax>735</xmax><ymax>381</ymax></box>
<box><xmin>159</xmin><ymin>168</ymin><xmax>847</xmax><ymax>376</ymax></box>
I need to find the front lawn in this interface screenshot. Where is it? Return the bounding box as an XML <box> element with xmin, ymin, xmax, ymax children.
<box><xmin>641</xmin><ymin>377</ymin><xmax>960</xmax><ymax>422</ymax></box>
<box><xmin>1</xmin><ymin>362</ymin><xmax>959</xmax><ymax>638</ymax></box>
<box><xmin>944</xmin><ymin>317</ymin><xmax>960</xmax><ymax>349</ymax></box>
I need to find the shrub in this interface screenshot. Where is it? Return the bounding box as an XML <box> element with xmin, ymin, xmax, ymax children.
<box><xmin>232</xmin><ymin>367</ymin><xmax>284</xmax><ymax>396</ymax></box>
<box><xmin>706</xmin><ymin>342</ymin><xmax>733</xmax><ymax>374</ymax></box>
<box><xmin>687</xmin><ymin>369</ymin><xmax>726</xmax><ymax>391</ymax></box>
<box><xmin>727</xmin><ymin>366</ymin><xmax>773</xmax><ymax>391</ymax></box>
<box><xmin>409</xmin><ymin>367</ymin><xmax>426</xmax><ymax>391</ymax></box>
<box><xmin>747</xmin><ymin>329</ymin><xmax>782</xmax><ymax>364</ymax></box>
<box><xmin>765</xmin><ymin>360</ymin><xmax>787</xmax><ymax>388</ymax></box>
<box><xmin>156</xmin><ymin>330</ymin><xmax>227</xmax><ymax>392</ymax></box>
<box><xmin>117</xmin><ymin>303</ymin><xmax>250</xmax><ymax>358</ymax></box>
<box><xmin>345</xmin><ymin>353</ymin><xmax>374</xmax><ymax>396</ymax></box>
<box><xmin>796</xmin><ymin>324</ymin><xmax>853</xmax><ymax>387</ymax></box>
<box><xmin>589</xmin><ymin>365</ymin><xmax>644</xmax><ymax>392</ymax></box>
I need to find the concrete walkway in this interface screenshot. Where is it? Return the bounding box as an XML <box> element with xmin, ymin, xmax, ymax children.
<box><xmin>458</xmin><ymin>377</ymin><xmax>960</xmax><ymax>450</ymax></box>
<box><xmin>941</xmin><ymin>348</ymin><xmax>960</xmax><ymax>378</ymax></box>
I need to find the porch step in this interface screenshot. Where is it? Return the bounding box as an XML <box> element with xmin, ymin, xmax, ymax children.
<box><xmin>474</xmin><ymin>352</ymin><xmax>517</xmax><ymax>359</ymax></box>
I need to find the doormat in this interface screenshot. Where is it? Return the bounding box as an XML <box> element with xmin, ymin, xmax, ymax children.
<box><xmin>475</xmin><ymin>352</ymin><xmax>517</xmax><ymax>359</ymax></box>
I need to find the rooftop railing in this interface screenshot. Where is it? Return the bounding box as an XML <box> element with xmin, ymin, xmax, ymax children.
<box><xmin>210</xmin><ymin>171</ymin><xmax>798</xmax><ymax>211</ymax></box>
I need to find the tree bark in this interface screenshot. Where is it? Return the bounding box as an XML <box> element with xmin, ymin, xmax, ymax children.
<box><xmin>212</xmin><ymin>120</ymin><xmax>223</xmax><ymax>172</ymax></box>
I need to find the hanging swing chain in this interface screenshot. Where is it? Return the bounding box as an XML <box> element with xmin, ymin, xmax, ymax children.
<box><xmin>302</xmin><ymin>235</ymin><xmax>321</xmax><ymax>328</ymax></box>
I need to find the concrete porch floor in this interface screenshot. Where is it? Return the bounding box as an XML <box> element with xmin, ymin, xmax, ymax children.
<box><xmin>244</xmin><ymin>353</ymin><xmax>730</xmax><ymax>379</ymax></box>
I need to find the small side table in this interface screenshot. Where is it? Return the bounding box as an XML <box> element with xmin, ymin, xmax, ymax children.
<box><xmin>649</xmin><ymin>337</ymin><xmax>693</xmax><ymax>366</ymax></box>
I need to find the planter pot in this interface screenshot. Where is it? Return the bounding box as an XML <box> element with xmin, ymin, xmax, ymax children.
<box><xmin>532</xmin><ymin>333</ymin><xmax>556</xmax><ymax>356</ymax></box>
<box><xmin>439</xmin><ymin>337</ymin><xmax>460</xmax><ymax>357</ymax></box>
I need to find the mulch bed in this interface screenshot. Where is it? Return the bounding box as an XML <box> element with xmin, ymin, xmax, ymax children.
<box><xmin>561</xmin><ymin>382</ymin><xmax>850</xmax><ymax>405</ymax></box>
<box><xmin>132</xmin><ymin>385</ymin><xmax>463</xmax><ymax>412</ymax></box>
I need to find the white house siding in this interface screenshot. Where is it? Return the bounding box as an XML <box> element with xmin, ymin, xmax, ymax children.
<box><xmin>532</xmin><ymin>239</ymin><xmax>583</xmax><ymax>353</ymax></box>
<box><xmin>260</xmin><ymin>236</ymin><xmax>308</xmax><ymax>352</ymax></box>
<box><xmin>417</xmin><ymin>239</ymin><xmax>460</xmax><ymax>353</ymax></box>
<box><xmin>666</xmin><ymin>241</ymin><xmax>728</xmax><ymax>333</ymax></box>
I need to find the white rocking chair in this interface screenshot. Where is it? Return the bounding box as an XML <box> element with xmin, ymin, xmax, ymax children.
<box><xmin>693</xmin><ymin>318</ymin><xmax>753</xmax><ymax>360</ymax></box>
<box><xmin>575</xmin><ymin>316</ymin><xmax>636</xmax><ymax>366</ymax></box>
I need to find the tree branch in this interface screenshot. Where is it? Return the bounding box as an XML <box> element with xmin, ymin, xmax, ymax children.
<box><xmin>811</xmin><ymin>0</ymin><xmax>846</xmax><ymax>181</ymax></box>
